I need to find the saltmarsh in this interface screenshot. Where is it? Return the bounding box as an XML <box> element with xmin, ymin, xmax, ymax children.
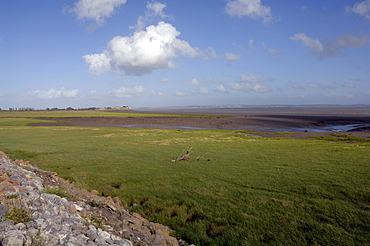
<box><xmin>0</xmin><ymin>114</ymin><xmax>369</xmax><ymax>245</ymax></box>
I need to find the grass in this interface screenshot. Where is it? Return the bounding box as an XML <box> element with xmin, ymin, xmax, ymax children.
<box><xmin>0</xmin><ymin>116</ymin><xmax>369</xmax><ymax>245</ymax></box>
<box><xmin>44</xmin><ymin>185</ymin><xmax>71</xmax><ymax>199</ymax></box>
<box><xmin>311</xmin><ymin>133</ymin><xmax>370</xmax><ymax>143</ymax></box>
<box><xmin>5</xmin><ymin>192</ymin><xmax>20</xmax><ymax>199</ymax></box>
<box><xmin>4</xmin><ymin>207</ymin><xmax>33</xmax><ymax>224</ymax></box>
<box><xmin>0</xmin><ymin>117</ymin><xmax>61</xmax><ymax>126</ymax></box>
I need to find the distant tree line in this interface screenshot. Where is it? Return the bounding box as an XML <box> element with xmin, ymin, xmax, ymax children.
<box><xmin>1</xmin><ymin>106</ymin><xmax>131</xmax><ymax>111</ymax></box>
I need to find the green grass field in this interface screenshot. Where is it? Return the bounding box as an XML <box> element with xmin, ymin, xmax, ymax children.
<box><xmin>0</xmin><ymin>113</ymin><xmax>369</xmax><ymax>245</ymax></box>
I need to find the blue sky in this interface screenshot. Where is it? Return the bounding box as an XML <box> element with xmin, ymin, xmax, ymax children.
<box><xmin>1</xmin><ymin>0</ymin><xmax>369</xmax><ymax>109</ymax></box>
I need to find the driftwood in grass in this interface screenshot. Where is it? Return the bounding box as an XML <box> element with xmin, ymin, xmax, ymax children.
<box><xmin>171</xmin><ymin>147</ymin><xmax>193</xmax><ymax>162</ymax></box>
<box><xmin>171</xmin><ymin>147</ymin><xmax>210</xmax><ymax>162</ymax></box>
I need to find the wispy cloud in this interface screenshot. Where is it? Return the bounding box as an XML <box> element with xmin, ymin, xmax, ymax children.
<box><xmin>307</xmin><ymin>83</ymin><xmax>335</xmax><ymax>90</ymax></box>
<box><xmin>151</xmin><ymin>90</ymin><xmax>165</xmax><ymax>96</ymax></box>
<box><xmin>70</xmin><ymin>0</ymin><xmax>127</xmax><ymax>26</ymax></box>
<box><xmin>206</xmin><ymin>47</ymin><xmax>241</xmax><ymax>63</ymax></box>
<box><xmin>335</xmin><ymin>34</ymin><xmax>370</xmax><ymax>47</ymax></box>
<box><xmin>26</xmin><ymin>87</ymin><xmax>78</xmax><ymax>99</ymax></box>
<box><xmin>131</xmin><ymin>1</ymin><xmax>171</xmax><ymax>30</ymax></box>
<box><xmin>230</xmin><ymin>73</ymin><xmax>272</xmax><ymax>93</ymax></box>
<box><xmin>345</xmin><ymin>0</ymin><xmax>370</xmax><ymax>21</ymax></box>
<box><xmin>175</xmin><ymin>91</ymin><xmax>186</xmax><ymax>96</ymax></box>
<box><xmin>111</xmin><ymin>85</ymin><xmax>145</xmax><ymax>97</ymax></box>
<box><xmin>291</xmin><ymin>33</ymin><xmax>369</xmax><ymax>58</ymax></box>
<box><xmin>239</xmin><ymin>73</ymin><xmax>273</xmax><ymax>83</ymax></box>
<box><xmin>287</xmin><ymin>82</ymin><xmax>304</xmax><ymax>90</ymax></box>
<box><xmin>230</xmin><ymin>83</ymin><xmax>271</xmax><ymax>93</ymax></box>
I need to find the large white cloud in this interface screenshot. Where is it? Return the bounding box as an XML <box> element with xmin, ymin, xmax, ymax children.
<box><xmin>225</xmin><ymin>0</ymin><xmax>274</xmax><ymax>24</ymax></box>
<box><xmin>71</xmin><ymin>0</ymin><xmax>127</xmax><ymax>25</ymax></box>
<box><xmin>346</xmin><ymin>0</ymin><xmax>370</xmax><ymax>21</ymax></box>
<box><xmin>27</xmin><ymin>88</ymin><xmax>79</xmax><ymax>99</ymax></box>
<box><xmin>84</xmin><ymin>21</ymin><xmax>202</xmax><ymax>76</ymax></box>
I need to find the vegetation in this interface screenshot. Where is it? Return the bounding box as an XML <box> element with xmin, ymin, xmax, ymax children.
<box><xmin>310</xmin><ymin>133</ymin><xmax>370</xmax><ymax>142</ymax></box>
<box><xmin>44</xmin><ymin>185</ymin><xmax>71</xmax><ymax>199</ymax></box>
<box><xmin>0</xmin><ymin>114</ymin><xmax>369</xmax><ymax>245</ymax></box>
<box><xmin>4</xmin><ymin>207</ymin><xmax>33</xmax><ymax>224</ymax></box>
<box><xmin>5</xmin><ymin>192</ymin><xmax>19</xmax><ymax>199</ymax></box>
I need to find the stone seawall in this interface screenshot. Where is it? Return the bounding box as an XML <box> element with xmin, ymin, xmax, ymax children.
<box><xmin>0</xmin><ymin>151</ymin><xmax>185</xmax><ymax>246</ymax></box>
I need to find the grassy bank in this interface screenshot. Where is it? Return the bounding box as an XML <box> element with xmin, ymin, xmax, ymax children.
<box><xmin>0</xmin><ymin>116</ymin><xmax>369</xmax><ymax>245</ymax></box>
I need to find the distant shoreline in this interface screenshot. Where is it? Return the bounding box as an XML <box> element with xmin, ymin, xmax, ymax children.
<box><xmin>30</xmin><ymin>106</ymin><xmax>370</xmax><ymax>135</ymax></box>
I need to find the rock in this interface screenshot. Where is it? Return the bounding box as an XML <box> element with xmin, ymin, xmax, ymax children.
<box><xmin>1</xmin><ymin>230</ymin><xmax>24</xmax><ymax>246</ymax></box>
<box><xmin>91</xmin><ymin>190</ymin><xmax>99</xmax><ymax>196</ymax></box>
<box><xmin>0</xmin><ymin>152</ymin><xmax>184</xmax><ymax>246</ymax></box>
<box><xmin>0</xmin><ymin>203</ymin><xmax>7</xmax><ymax>221</ymax></box>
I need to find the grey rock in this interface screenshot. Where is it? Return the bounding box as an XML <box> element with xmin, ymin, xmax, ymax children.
<box><xmin>0</xmin><ymin>203</ymin><xmax>7</xmax><ymax>221</ymax></box>
<box><xmin>2</xmin><ymin>230</ymin><xmax>24</xmax><ymax>246</ymax></box>
<box><xmin>114</xmin><ymin>239</ymin><xmax>133</xmax><ymax>246</ymax></box>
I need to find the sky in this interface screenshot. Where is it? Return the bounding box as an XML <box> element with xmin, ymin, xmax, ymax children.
<box><xmin>1</xmin><ymin>0</ymin><xmax>370</xmax><ymax>109</ymax></box>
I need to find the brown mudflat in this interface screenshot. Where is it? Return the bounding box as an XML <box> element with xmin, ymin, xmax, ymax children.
<box><xmin>31</xmin><ymin>107</ymin><xmax>370</xmax><ymax>139</ymax></box>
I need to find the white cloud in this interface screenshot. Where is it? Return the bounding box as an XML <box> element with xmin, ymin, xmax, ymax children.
<box><xmin>111</xmin><ymin>85</ymin><xmax>145</xmax><ymax>97</ymax></box>
<box><xmin>206</xmin><ymin>47</ymin><xmax>241</xmax><ymax>63</ymax></box>
<box><xmin>84</xmin><ymin>22</ymin><xmax>202</xmax><ymax>76</ymax></box>
<box><xmin>151</xmin><ymin>90</ymin><xmax>165</xmax><ymax>96</ymax></box>
<box><xmin>326</xmin><ymin>91</ymin><xmax>354</xmax><ymax>98</ymax></box>
<box><xmin>287</xmin><ymin>82</ymin><xmax>304</xmax><ymax>90</ymax></box>
<box><xmin>215</xmin><ymin>84</ymin><xmax>227</xmax><ymax>93</ymax></box>
<box><xmin>269</xmin><ymin>48</ymin><xmax>282</xmax><ymax>56</ymax></box>
<box><xmin>27</xmin><ymin>87</ymin><xmax>78</xmax><ymax>99</ymax></box>
<box><xmin>292</xmin><ymin>33</ymin><xmax>369</xmax><ymax>58</ymax></box>
<box><xmin>195</xmin><ymin>87</ymin><xmax>209</xmax><ymax>95</ymax></box>
<box><xmin>175</xmin><ymin>91</ymin><xmax>186</xmax><ymax>96</ymax></box>
<box><xmin>346</xmin><ymin>0</ymin><xmax>370</xmax><ymax>21</ymax></box>
<box><xmin>131</xmin><ymin>1</ymin><xmax>171</xmax><ymax>30</ymax></box>
<box><xmin>239</xmin><ymin>73</ymin><xmax>273</xmax><ymax>83</ymax></box>
<box><xmin>230</xmin><ymin>83</ymin><xmax>271</xmax><ymax>93</ymax></box>
<box><xmin>83</xmin><ymin>53</ymin><xmax>111</xmax><ymax>75</ymax></box>
<box><xmin>87</xmin><ymin>90</ymin><xmax>100</xmax><ymax>97</ymax></box>
<box><xmin>291</xmin><ymin>33</ymin><xmax>340</xmax><ymax>58</ymax></box>
<box><xmin>224</xmin><ymin>53</ymin><xmax>242</xmax><ymax>62</ymax></box>
<box><xmin>343</xmin><ymin>83</ymin><xmax>356</xmax><ymax>88</ymax></box>
<box><xmin>230</xmin><ymin>73</ymin><xmax>272</xmax><ymax>93</ymax></box>
<box><xmin>307</xmin><ymin>83</ymin><xmax>335</xmax><ymax>90</ymax></box>
<box><xmin>191</xmin><ymin>78</ymin><xmax>200</xmax><ymax>86</ymax></box>
<box><xmin>290</xmin><ymin>33</ymin><xmax>324</xmax><ymax>55</ymax></box>
<box><xmin>70</xmin><ymin>0</ymin><xmax>127</xmax><ymax>25</ymax></box>
<box><xmin>335</xmin><ymin>34</ymin><xmax>370</xmax><ymax>47</ymax></box>
<box><xmin>225</xmin><ymin>0</ymin><xmax>275</xmax><ymax>24</ymax></box>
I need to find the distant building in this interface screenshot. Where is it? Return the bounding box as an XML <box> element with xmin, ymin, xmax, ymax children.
<box><xmin>113</xmin><ymin>106</ymin><xmax>131</xmax><ymax>110</ymax></box>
